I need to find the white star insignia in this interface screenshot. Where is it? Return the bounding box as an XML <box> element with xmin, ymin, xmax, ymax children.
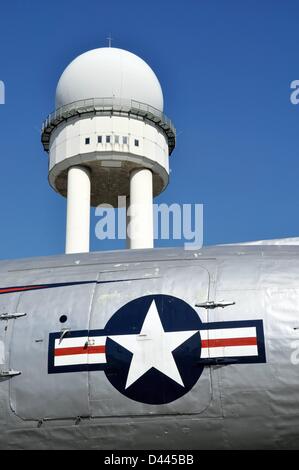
<box><xmin>109</xmin><ymin>300</ymin><xmax>197</xmax><ymax>389</ymax></box>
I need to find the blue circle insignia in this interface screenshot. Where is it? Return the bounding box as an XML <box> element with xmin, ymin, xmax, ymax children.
<box><xmin>104</xmin><ymin>295</ymin><xmax>203</xmax><ymax>405</ymax></box>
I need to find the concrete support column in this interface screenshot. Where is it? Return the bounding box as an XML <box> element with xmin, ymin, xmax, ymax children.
<box><xmin>126</xmin><ymin>196</ymin><xmax>131</xmax><ymax>249</ymax></box>
<box><xmin>128</xmin><ymin>168</ymin><xmax>154</xmax><ymax>249</ymax></box>
<box><xmin>65</xmin><ymin>165</ymin><xmax>91</xmax><ymax>254</ymax></box>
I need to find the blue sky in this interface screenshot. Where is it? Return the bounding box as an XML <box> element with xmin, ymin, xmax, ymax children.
<box><xmin>0</xmin><ymin>0</ymin><xmax>299</xmax><ymax>259</ymax></box>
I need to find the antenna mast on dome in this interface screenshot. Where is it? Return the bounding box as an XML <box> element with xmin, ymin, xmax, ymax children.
<box><xmin>106</xmin><ymin>34</ymin><xmax>113</xmax><ymax>47</ymax></box>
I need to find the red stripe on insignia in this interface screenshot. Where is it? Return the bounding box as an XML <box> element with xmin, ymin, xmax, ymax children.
<box><xmin>201</xmin><ymin>337</ymin><xmax>257</xmax><ymax>348</ymax></box>
<box><xmin>55</xmin><ymin>345</ymin><xmax>106</xmax><ymax>356</ymax></box>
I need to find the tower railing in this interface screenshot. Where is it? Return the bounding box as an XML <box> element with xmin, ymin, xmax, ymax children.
<box><xmin>41</xmin><ymin>97</ymin><xmax>176</xmax><ymax>154</ymax></box>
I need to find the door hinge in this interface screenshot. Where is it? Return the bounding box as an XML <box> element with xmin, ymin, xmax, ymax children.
<box><xmin>0</xmin><ymin>312</ymin><xmax>27</xmax><ymax>320</ymax></box>
<box><xmin>0</xmin><ymin>369</ymin><xmax>21</xmax><ymax>377</ymax></box>
<box><xmin>195</xmin><ymin>300</ymin><xmax>235</xmax><ymax>309</ymax></box>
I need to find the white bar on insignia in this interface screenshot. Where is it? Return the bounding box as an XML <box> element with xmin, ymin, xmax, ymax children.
<box><xmin>54</xmin><ymin>354</ymin><xmax>88</xmax><ymax>366</ymax></box>
<box><xmin>201</xmin><ymin>345</ymin><xmax>258</xmax><ymax>358</ymax></box>
<box><xmin>200</xmin><ymin>327</ymin><xmax>256</xmax><ymax>341</ymax></box>
<box><xmin>55</xmin><ymin>353</ymin><xmax>106</xmax><ymax>367</ymax></box>
<box><xmin>88</xmin><ymin>354</ymin><xmax>106</xmax><ymax>364</ymax></box>
<box><xmin>55</xmin><ymin>336</ymin><xmax>106</xmax><ymax>350</ymax></box>
<box><xmin>54</xmin><ymin>335</ymin><xmax>107</xmax><ymax>367</ymax></box>
<box><xmin>88</xmin><ymin>336</ymin><xmax>106</xmax><ymax>346</ymax></box>
<box><xmin>55</xmin><ymin>337</ymin><xmax>88</xmax><ymax>349</ymax></box>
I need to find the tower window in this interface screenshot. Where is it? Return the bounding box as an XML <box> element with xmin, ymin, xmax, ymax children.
<box><xmin>115</xmin><ymin>135</ymin><xmax>119</xmax><ymax>144</ymax></box>
<box><xmin>134</xmin><ymin>139</ymin><xmax>139</xmax><ymax>147</ymax></box>
<box><xmin>106</xmin><ymin>135</ymin><xmax>111</xmax><ymax>143</ymax></box>
<box><xmin>123</xmin><ymin>136</ymin><xmax>128</xmax><ymax>144</ymax></box>
<box><xmin>98</xmin><ymin>136</ymin><xmax>102</xmax><ymax>143</ymax></box>
<box><xmin>85</xmin><ymin>137</ymin><xmax>90</xmax><ymax>145</ymax></box>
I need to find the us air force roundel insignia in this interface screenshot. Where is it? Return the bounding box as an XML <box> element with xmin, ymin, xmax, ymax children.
<box><xmin>48</xmin><ymin>294</ymin><xmax>266</xmax><ymax>405</ymax></box>
<box><xmin>104</xmin><ymin>295</ymin><xmax>203</xmax><ymax>404</ymax></box>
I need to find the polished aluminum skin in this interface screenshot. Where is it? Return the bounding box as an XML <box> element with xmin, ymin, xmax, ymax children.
<box><xmin>0</xmin><ymin>245</ymin><xmax>298</xmax><ymax>450</ymax></box>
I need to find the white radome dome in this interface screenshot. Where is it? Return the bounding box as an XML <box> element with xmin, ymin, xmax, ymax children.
<box><xmin>55</xmin><ymin>47</ymin><xmax>164</xmax><ymax>112</ymax></box>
